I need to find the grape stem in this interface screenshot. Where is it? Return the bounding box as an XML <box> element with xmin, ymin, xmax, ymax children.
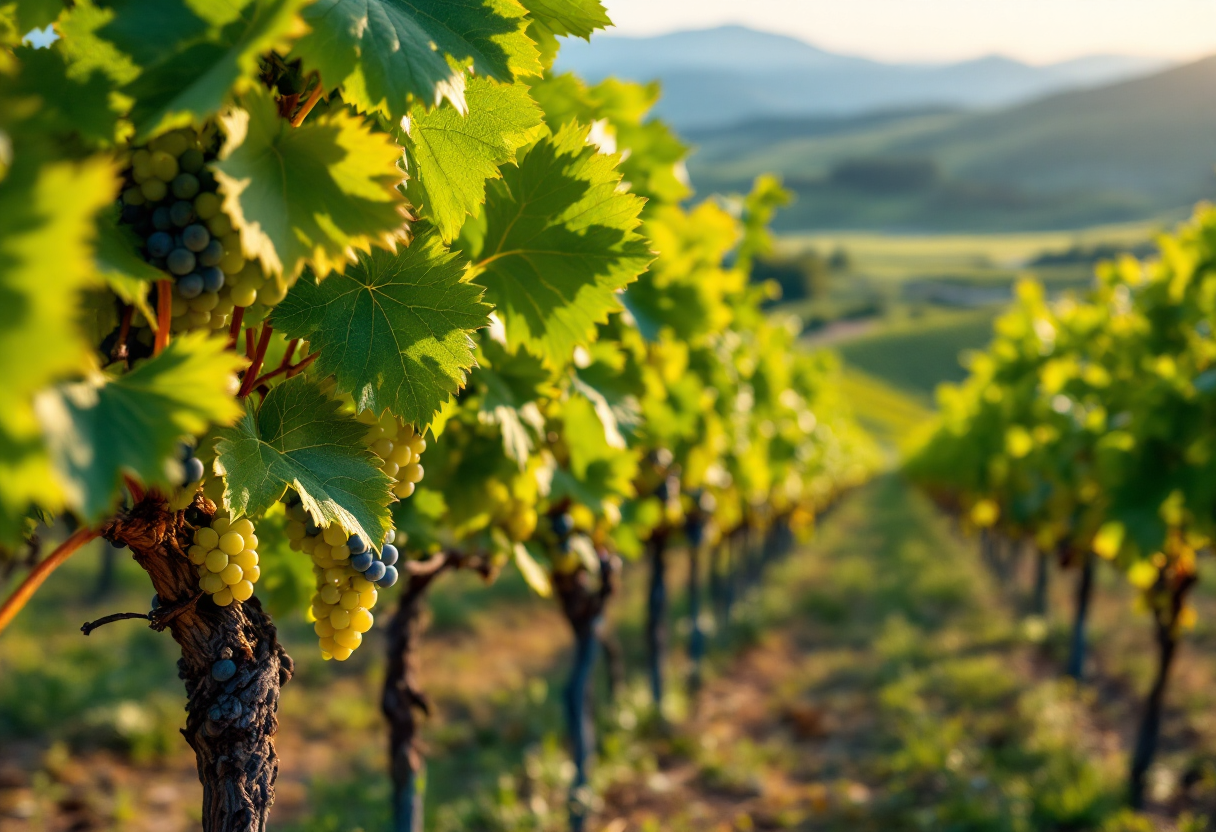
<box><xmin>0</xmin><ymin>527</ymin><xmax>101</xmax><ymax>636</ymax></box>
<box><xmin>154</xmin><ymin>279</ymin><xmax>173</xmax><ymax>355</ymax></box>
<box><xmin>81</xmin><ymin>610</ymin><xmax>150</xmax><ymax>635</ymax></box>
<box><xmin>290</xmin><ymin>76</ymin><xmax>324</xmax><ymax>127</ymax></box>
<box><xmin>228</xmin><ymin>306</ymin><xmax>245</xmax><ymax>348</ymax></box>
<box><xmin>251</xmin><ymin>347</ymin><xmax>318</xmax><ymax>390</ymax></box>
<box><xmin>238</xmin><ymin>322</ymin><xmax>275</xmax><ymax>398</ymax></box>
<box><xmin>245</xmin><ymin>326</ymin><xmax>256</xmax><ymax>360</ymax></box>
<box><xmin>109</xmin><ymin>304</ymin><xmax>134</xmax><ymax>366</ymax></box>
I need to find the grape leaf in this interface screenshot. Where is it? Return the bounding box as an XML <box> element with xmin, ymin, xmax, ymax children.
<box><xmin>97</xmin><ymin>0</ymin><xmax>306</xmax><ymax>139</ymax></box>
<box><xmin>461</xmin><ymin>122</ymin><xmax>653</xmax><ymax>367</ymax></box>
<box><xmin>292</xmin><ymin>0</ymin><xmax>541</xmax><ymax>119</ymax></box>
<box><xmin>402</xmin><ymin>78</ymin><xmax>544</xmax><ymax>242</ymax></box>
<box><xmin>513</xmin><ymin>540</ymin><xmax>551</xmax><ymax>596</ymax></box>
<box><xmin>474</xmin><ymin>339</ymin><xmax>551</xmax><ymax>465</ymax></box>
<box><xmin>213</xmin><ymin>375</ymin><xmax>393</xmax><ymax>547</ymax></box>
<box><xmin>94</xmin><ymin>207</ymin><xmax>160</xmax><ymax>320</ymax></box>
<box><xmin>273</xmin><ymin>229</ymin><xmax>491</xmax><ymax>426</ymax></box>
<box><xmin>516</xmin><ymin>0</ymin><xmax>609</xmax><ymax>39</ymax></box>
<box><xmin>7</xmin><ymin>45</ymin><xmax>124</xmax><ymax>146</ymax></box>
<box><xmin>214</xmin><ymin>85</ymin><xmax>409</xmax><ymax>281</ymax></box>
<box><xmin>35</xmin><ymin>333</ymin><xmax>244</xmax><ymax>522</ymax></box>
<box><xmin>56</xmin><ymin>0</ymin><xmax>139</xmax><ymax>86</ymax></box>
<box><xmin>549</xmin><ymin>392</ymin><xmax>636</xmax><ymax>512</ymax></box>
<box><xmin>0</xmin><ymin>155</ymin><xmax>118</xmax><ymax>542</ymax></box>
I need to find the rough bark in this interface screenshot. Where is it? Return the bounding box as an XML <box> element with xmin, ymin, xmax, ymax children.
<box><xmin>645</xmin><ymin>530</ymin><xmax>669</xmax><ymax>711</ymax></box>
<box><xmin>102</xmin><ymin>492</ymin><xmax>293</xmax><ymax>832</ymax></box>
<box><xmin>1066</xmin><ymin>553</ymin><xmax>1096</xmax><ymax>681</ymax></box>
<box><xmin>1032</xmin><ymin>548</ymin><xmax>1050</xmax><ymax>616</ymax></box>
<box><xmin>1129</xmin><ymin>574</ymin><xmax>1196</xmax><ymax>809</ymax></box>
<box><xmin>685</xmin><ymin>518</ymin><xmax>707</xmax><ymax>696</ymax></box>
<box><xmin>554</xmin><ymin>552</ymin><xmax>618</xmax><ymax>832</ymax></box>
<box><xmin>381</xmin><ymin>561</ymin><xmax>448</xmax><ymax>832</ymax></box>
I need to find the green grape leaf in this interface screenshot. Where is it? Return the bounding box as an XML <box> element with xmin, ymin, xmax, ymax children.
<box><xmin>550</xmin><ymin>392</ymin><xmax>636</xmax><ymax>512</ymax></box>
<box><xmin>462</xmin><ymin>122</ymin><xmax>653</xmax><ymax>367</ymax></box>
<box><xmin>94</xmin><ymin>207</ymin><xmax>160</xmax><ymax>320</ymax></box>
<box><xmin>517</xmin><ymin>0</ymin><xmax>609</xmax><ymax>39</ymax></box>
<box><xmin>513</xmin><ymin>540</ymin><xmax>551</xmax><ymax>597</ymax></box>
<box><xmin>56</xmin><ymin>0</ymin><xmax>139</xmax><ymax>86</ymax></box>
<box><xmin>8</xmin><ymin>46</ymin><xmax>124</xmax><ymax>146</ymax></box>
<box><xmin>13</xmin><ymin>0</ymin><xmax>62</xmax><ymax>31</ymax></box>
<box><xmin>473</xmin><ymin>339</ymin><xmax>551</xmax><ymax>465</ymax></box>
<box><xmin>214</xmin><ymin>85</ymin><xmax>409</xmax><ymax>280</ymax></box>
<box><xmin>273</xmin><ymin>229</ymin><xmax>491</xmax><ymax>426</ymax></box>
<box><xmin>403</xmin><ymin>78</ymin><xmax>544</xmax><ymax>242</ymax></box>
<box><xmin>35</xmin><ymin>333</ymin><xmax>245</xmax><ymax>522</ymax></box>
<box><xmin>213</xmin><ymin>375</ymin><xmax>393</xmax><ymax>546</ymax></box>
<box><xmin>0</xmin><ymin>155</ymin><xmax>118</xmax><ymax>542</ymax></box>
<box><xmin>97</xmin><ymin>0</ymin><xmax>307</xmax><ymax>139</ymax></box>
<box><xmin>292</xmin><ymin>0</ymin><xmax>541</xmax><ymax>120</ymax></box>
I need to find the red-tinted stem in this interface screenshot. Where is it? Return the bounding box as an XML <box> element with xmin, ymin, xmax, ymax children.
<box><xmin>239</xmin><ymin>323</ymin><xmax>275</xmax><ymax>398</ymax></box>
<box><xmin>0</xmin><ymin>528</ymin><xmax>100</xmax><ymax>635</ymax></box>
<box><xmin>228</xmin><ymin>306</ymin><xmax>245</xmax><ymax>347</ymax></box>
<box><xmin>154</xmin><ymin>280</ymin><xmax>173</xmax><ymax>355</ymax></box>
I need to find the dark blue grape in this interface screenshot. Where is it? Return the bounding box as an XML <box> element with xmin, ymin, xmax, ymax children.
<box><xmin>183</xmin><ymin>223</ymin><xmax>210</xmax><ymax>252</ymax></box>
<box><xmin>305</xmin><ymin>520</ymin><xmax>320</xmax><ymax>536</ymax></box>
<box><xmin>178</xmin><ymin>272</ymin><xmax>204</xmax><ymax>299</ymax></box>
<box><xmin>211</xmin><ymin>659</ymin><xmax>237</xmax><ymax>682</ymax></box>
<box><xmin>172</xmin><ymin>173</ymin><xmax>200</xmax><ymax>200</ymax></box>
<box><xmin>184</xmin><ymin>457</ymin><xmax>205</xmax><ymax>483</ymax></box>
<box><xmin>350</xmin><ymin>551</ymin><xmax>374</xmax><ymax>572</ymax></box>
<box><xmin>152</xmin><ymin>206</ymin><xmax>173</xmax><ymax>231</ymax></box>
<box><xmin>169</xmin><ymin>200</ymin><xmax>195</xmax><ymax>227</ymax></box>
<box><xmin>151</xmin><ymin>594</ymin><xmax>160</xmax><ymax>610</ymax></box>
<box><xmin>147</xmin><ymin>231</ymin><xmax>174</xmax><ymax>258</ymax></box>
<box><xmin>551</xmin><ymin>513</ymin><xmax>574</xmax><ymax>537</ymax></box>
<box><xmin>377</xmin><ymin>565</ymin><xmax>398</xmax><ymax>588</ymax></box>
<box><xmin>199</xmin><ymin>239</ymin><xmax>224</xmax><ymax>267</ymax></box>
<box><xmin>364</xmin><ymin>560</ymin><xmax>387</xmax><ymax>582</ymax></box>
<box><xmin>347</xmin><ymin>534</ymin><xmax>367</xmax><ymax>554</ymax></box>
<box><xmin>167</xmin><ymin>248</ymin><xmax>195</xmax><ymax>275</ymax></box>
<box><xmin>201</xmin><ymin>266</ymin><xmax>225</xmax><ymax>293</ymax></box>
<box><xmin>380</xmin><ymin>543</ymin><xmax>398</xmax><ymax>566</ymax></box>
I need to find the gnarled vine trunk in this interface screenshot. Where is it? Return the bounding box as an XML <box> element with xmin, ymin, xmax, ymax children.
<box><xmin>645</xmin><ymin>529</ymin><xmax>669</xmax><ymax>711</ymax></box>
<box><xmin>1066</xmin><ymin>552</ymin><xmax>1095</xmax><ymax>681</ymax></box>
<box><xmin>103</xmin><ymin>492</ymin><xmax>293</xmax><ymax>832</ymax></box>
<box><xmin>685</xmin><ymin>518</ymin><xmax>707</xmax><ymax>696</ymax></box>
<box><xmin>554</xmin><ymin>552</ymin><xmax>618</xmax><ymax>832</ymax></box>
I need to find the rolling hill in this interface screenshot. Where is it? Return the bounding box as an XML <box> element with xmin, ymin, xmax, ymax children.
<box><xmin>686</xmin><ymin>56</ymin><xmax>1216</xmax><ymax>232</ymax></box>
<box><xmin>554</xmin><ymin>25</ymin><xmax>1167</xmax><ymax>131</ymax></box>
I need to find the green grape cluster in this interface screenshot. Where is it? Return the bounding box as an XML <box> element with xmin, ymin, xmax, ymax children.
<box><xmin>283</xmin><ymin>502</ymin><xmax>400</xmax><ymax>661</ymax></box>
<box><xmin>356</xmin><ymin>411</ymin><xmax>426</xmax><ymax>499</ymax></box>
<box><xmin>116</xmin><ymin>127</ymin><xmax>289</xmax><ymax>340</ymax></box>
<box><xmin>188</xmin><ymin>514</ymin><xmax>260</xmax><ymax>607</ymax></box>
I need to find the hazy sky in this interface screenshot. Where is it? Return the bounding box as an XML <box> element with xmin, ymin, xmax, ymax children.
<box><xmin>601</xmin><ymin>0</ymin><xmax>1216</xmax><ymax>64</ymax></box>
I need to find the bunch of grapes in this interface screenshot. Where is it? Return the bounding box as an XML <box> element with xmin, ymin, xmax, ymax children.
<box><xmin>283</xmin><ymin>501</ymin><xmax>400</xmax><ymax>661</ymax></box>
<box><xmin>356</xmin><ymin>411</ymin><xmax>426</xmax><ymax>499</ymax></box>
<box><xmin>188</xmin><ymin>514</ymin><xmax>260</xmax><ymax>607</ymax></box>
<box><xmin>116</xmin><ymin>127</ymin><xmax>288</xmax><ymax>341</ymax></box>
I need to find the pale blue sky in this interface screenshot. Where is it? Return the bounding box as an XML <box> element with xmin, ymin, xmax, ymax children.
<box><xmin>602</xmin><ymin>0</ymin><xmax>1216</xmax><ymax>63</ymax></box>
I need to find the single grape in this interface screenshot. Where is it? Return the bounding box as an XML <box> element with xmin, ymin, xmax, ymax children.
<box><xmin>182</xmin><ymin>224</ymin><xmax>211</xmax><ymax>252</ymax></box>
<box><xmin>364</xmin><ymin>561</ymin><xmax>387</xmax><ymax>582</ymax></box>
<box><xmin>152</xmin><ymin>206</ymin><xmax>173</xmax><ymax>231</ymax></box>
<box><xmin>179</xmin><ymin>148</ymin><xmax>205</xmax><ymax>174</ymax></box>
<box><xmin>151</xmin><ymin>151</ymin><xmax>178</xmax><ymax>181</ymax></box>
<box><xmin>347</xmin><ymin>534</ymin><xmax>367</xmax><ymax>554</ymax></box>
<box><xmin>194</xmin><ymin>191</ymin><xmax>220</xmax><ymax>220</ymax></box>
<box><xmin>167</xmin><ymin>248</ymin><xmax>196</xmax><ymax>276</ymax></box>
<box><xmin>350</xmin><ymin>551</ymin><xmax>374</xmax><ymax>572</ymax></box>
<box><xmin>201</xmin><ymin>266</ymin><xmax>225</xmax><ymax>293</ymax></box>
<box><xmin>184</xmin><ymin>457</ymin><xmax>205</xmax><ymax>483</ymax></box>
<box><xmin>377</xmin><ymin>565</ymin><xmax>398</xmax><ymax>588</ymax></box>
<box><xmin>140</xmin><ymin>178</ymin><xmax>168</xmax><ymax>202</ymax></box>
<box><xmin>178</xmin><ymin>273</ymin><xmax>204</xmax><ymax>299</ymax></box>
<box><xmin>169</xmin><ymin>200</ymin><xmax>195</xmax><ymax>227</ymax></box>
<box><xmin>551</xmin><ymin>513</ymin><xmax>574</xmax><ymax>537</ymax></box>
<box><xmin>380</xmin><ymin>544</ymin><xmax>398</xmax><ymax>566</ymax></box>
<box><xmin>147</xmin><ymin>231</ymin><xmax>174</xmax><ymax>258</ymax></box>
<box><xmin>208</xmin><ymin>212</ymin><xmax>233</xmax><ymax>238</ymax></box>
<box><xmin>199</xmin><ymin>239</ymin><xmax>224</xmax><ymax>267</ymax></box>
<box><xmin>122</xmin><ymin>186</ymin><xmax>146</xmax><ymax>206</ymax></box>
<box><xmin>172</xmin><ymin>173</ymin><xmax>200</xmax><ymax>200</ymax></box>
<box><xmin>385</xmin><ymin>529</ymin><xmax>396</xmax><ymax>545</ymax></box>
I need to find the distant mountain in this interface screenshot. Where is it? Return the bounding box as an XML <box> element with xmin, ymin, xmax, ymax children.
<box><xmin>554</xmin><ymin>25</ymin><xmax>1169</xmax><ymax>130</ymax></box>
<box><xmin>685</xmin><ymin>56</ymin><xmax>1216</xmax><ymax>232</ymax></box>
